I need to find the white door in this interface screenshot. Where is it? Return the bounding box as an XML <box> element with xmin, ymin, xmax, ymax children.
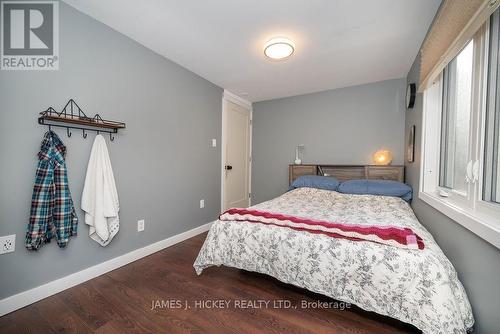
<box><xmin>223</xmin><ymin>100</ymin><xmax>251</xmax><ymax>210</ymax></box>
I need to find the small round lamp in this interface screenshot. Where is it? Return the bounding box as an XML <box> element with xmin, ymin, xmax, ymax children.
<box><xmin>373</xmin><ymin>150</ymin><xmax>393</xmax><ymax>165</ymax></box>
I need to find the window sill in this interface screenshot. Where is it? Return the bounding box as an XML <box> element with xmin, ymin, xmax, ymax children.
<box><xmin>418</xmin><ymin>191</ymin><xmax>500</xmax><ymax>249</ymax></box>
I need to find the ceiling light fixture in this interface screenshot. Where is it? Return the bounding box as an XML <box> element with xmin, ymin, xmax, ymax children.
<box><xmin>264</xmin><ymin>37</ymin><xmax>295</xmax><ymax>60</ymax></box>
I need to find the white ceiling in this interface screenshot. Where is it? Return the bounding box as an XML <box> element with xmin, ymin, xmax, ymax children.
<box><xmin>63</xmin><ymin>0</ymin><xmax>440</xmax><ymax>102</ymax></box>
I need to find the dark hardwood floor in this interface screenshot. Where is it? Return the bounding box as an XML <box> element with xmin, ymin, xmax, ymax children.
<box><xmin>0</xmin><ymin>233</ymin><xmax>419</xmax><ymax>333</ymax></box>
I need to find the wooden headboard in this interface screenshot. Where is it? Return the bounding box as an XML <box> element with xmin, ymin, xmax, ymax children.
<box><xmin>289</xmin><ymin>164</ymin><xmax>404</xmax><ymax>185</ymax></box>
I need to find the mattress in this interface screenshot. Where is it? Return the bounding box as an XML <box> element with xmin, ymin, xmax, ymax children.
<box><xmin>194</xmin><ymin>187</ymin><xmax>474</xmax><ymax>333</ymax></box>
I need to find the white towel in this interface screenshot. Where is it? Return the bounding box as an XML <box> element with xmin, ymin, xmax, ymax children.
<box><xmin>81</xmin><ymin>134</ymin><xmax>119</xmax><ymax>246</ymax></box>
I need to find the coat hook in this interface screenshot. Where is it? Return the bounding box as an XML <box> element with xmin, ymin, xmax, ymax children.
<box><xmin>109</xmin><ymin>132</ymin><xmax>115</xmax><ymax>141</ymax></box>
<box><xmin>66</xmin><ymin>127</ymin><xmax>72</xmax><ymax>137</ymax></box>
<box><xmin>82</xmin><ymin>129</ymin><xmax>87</xmax><ymax>139</ymax></box>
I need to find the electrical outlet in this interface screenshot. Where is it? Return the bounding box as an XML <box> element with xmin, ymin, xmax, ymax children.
<box><xmin>200</xmin><ymin>199</ymin><xmax>205</xmax><ymax>208</ymax></box>
<box><xmin>137</xmin><ymin>219</ymin><xmax>145</xmax><ymax>232</ymax></box>
<box><xmin>212</xmin><ymin>139</ymin><xmax>217</xmax><ymax>147</ymax></box>
<box><xmin>0</xmin><ymin>235</ymin><xmax>15</xmax><ymax>255</ymax></box>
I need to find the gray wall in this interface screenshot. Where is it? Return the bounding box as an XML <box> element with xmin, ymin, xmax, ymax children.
<box><xmin>0</xmin><ymin>2</ymin><xmax>222</xmax><ymax>299</ymax></box>
<box><xmin>405</xmin><ymin>54</ymin><xmax>500</xmax><ymax>333</ymax></box>
<box><xmin>252</xmin><ymin>78</ymin><xmax>406</xmax><ymax>204</ymax></box>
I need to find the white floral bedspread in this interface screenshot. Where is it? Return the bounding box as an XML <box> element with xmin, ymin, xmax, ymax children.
<box><xmin>194</xmin><ymin>188</ymin><xmax>474</xmax><ymax>333</ymax></box>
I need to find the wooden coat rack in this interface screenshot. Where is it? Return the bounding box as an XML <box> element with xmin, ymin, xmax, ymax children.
<box><xmin>38</xmin><ymin>99</ymin><xmax>126</xmax><ymax>141</ymax></box>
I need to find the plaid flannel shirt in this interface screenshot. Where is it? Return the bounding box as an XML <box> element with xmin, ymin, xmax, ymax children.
<box><xmin>26</xmin><ymin>131</ymin><xmax>78</xmax><ymax>250</ymax></box>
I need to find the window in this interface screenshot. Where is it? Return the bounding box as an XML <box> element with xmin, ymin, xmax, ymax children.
<box><xmin>483</xmin><ymin>9</ymin><xmax>500</xmax><ymax>204</ymax></box>
<box><xmin>421</xmin><ymin>8</ymin><xmax>500</xmax><ymax>249</ymax></box>
<box><xmin>439</xmin><ymin>41</ymin><xmax>474</xmax><ymax>195</ymax></box>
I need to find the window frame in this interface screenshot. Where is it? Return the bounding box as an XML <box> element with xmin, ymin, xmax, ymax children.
<box><xmin>438</xmin><ymin>41</ymin><xmax>474</xmax><ymax>201</ymax></box>
<box><xmin>420</xmin><ymin>19</ymin><xmax>500</xmax><ymax>249</ymax></box>
<box><xmin>483</xmin><ymin>9</ymin><xmax>500</xmax><ymax>204</ymax></box>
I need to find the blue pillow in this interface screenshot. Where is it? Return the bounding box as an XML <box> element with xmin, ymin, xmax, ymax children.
<box><xmin>337</xmin><ymin>179</ymin><xmax>413</xmax><ymax>202</ymax></box>
<box><xmin>291</xmin><ymin>175</ymin><xmax>340</xmax><ymax>191</ymax></box>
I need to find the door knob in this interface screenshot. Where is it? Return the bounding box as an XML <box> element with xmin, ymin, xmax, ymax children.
<box><xmin>225</xmin><ymin>165</ymin><xmax>233</xmax><ymax>170</ymax></box>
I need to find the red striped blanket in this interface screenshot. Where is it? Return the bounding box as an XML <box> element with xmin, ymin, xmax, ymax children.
<box><xmin>219</xmin><ymin>208</ymin><xmax>424</xmax><ymax>250</ymax></box>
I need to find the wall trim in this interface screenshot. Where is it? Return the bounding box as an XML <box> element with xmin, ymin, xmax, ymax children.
<box><xmin>0</xmin><ymin>222</ymin><xmax>213</xmax><ymax>317</ymax></box>
<box><xmin>223</xmin><ymin>90</ymin><xmax>252</xmax><ymax>109</ymax></box>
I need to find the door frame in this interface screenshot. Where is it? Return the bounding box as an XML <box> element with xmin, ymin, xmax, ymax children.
<box><xmin>221</xmin><ymin>90</ymin><xmax>253</xmax><ymax>212</ymax></box>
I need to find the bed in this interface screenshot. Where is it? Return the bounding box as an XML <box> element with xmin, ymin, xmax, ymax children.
<box><xmin>194</xmin><ymin>165</ymin><xmax>474</xmax><ymax>333</ymax></box>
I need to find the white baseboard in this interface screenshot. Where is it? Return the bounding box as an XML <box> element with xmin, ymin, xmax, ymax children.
<box><xmin>0</xmin><ymin>222</ymin><xmax>213</xmax><ymax>317</ymax></box>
